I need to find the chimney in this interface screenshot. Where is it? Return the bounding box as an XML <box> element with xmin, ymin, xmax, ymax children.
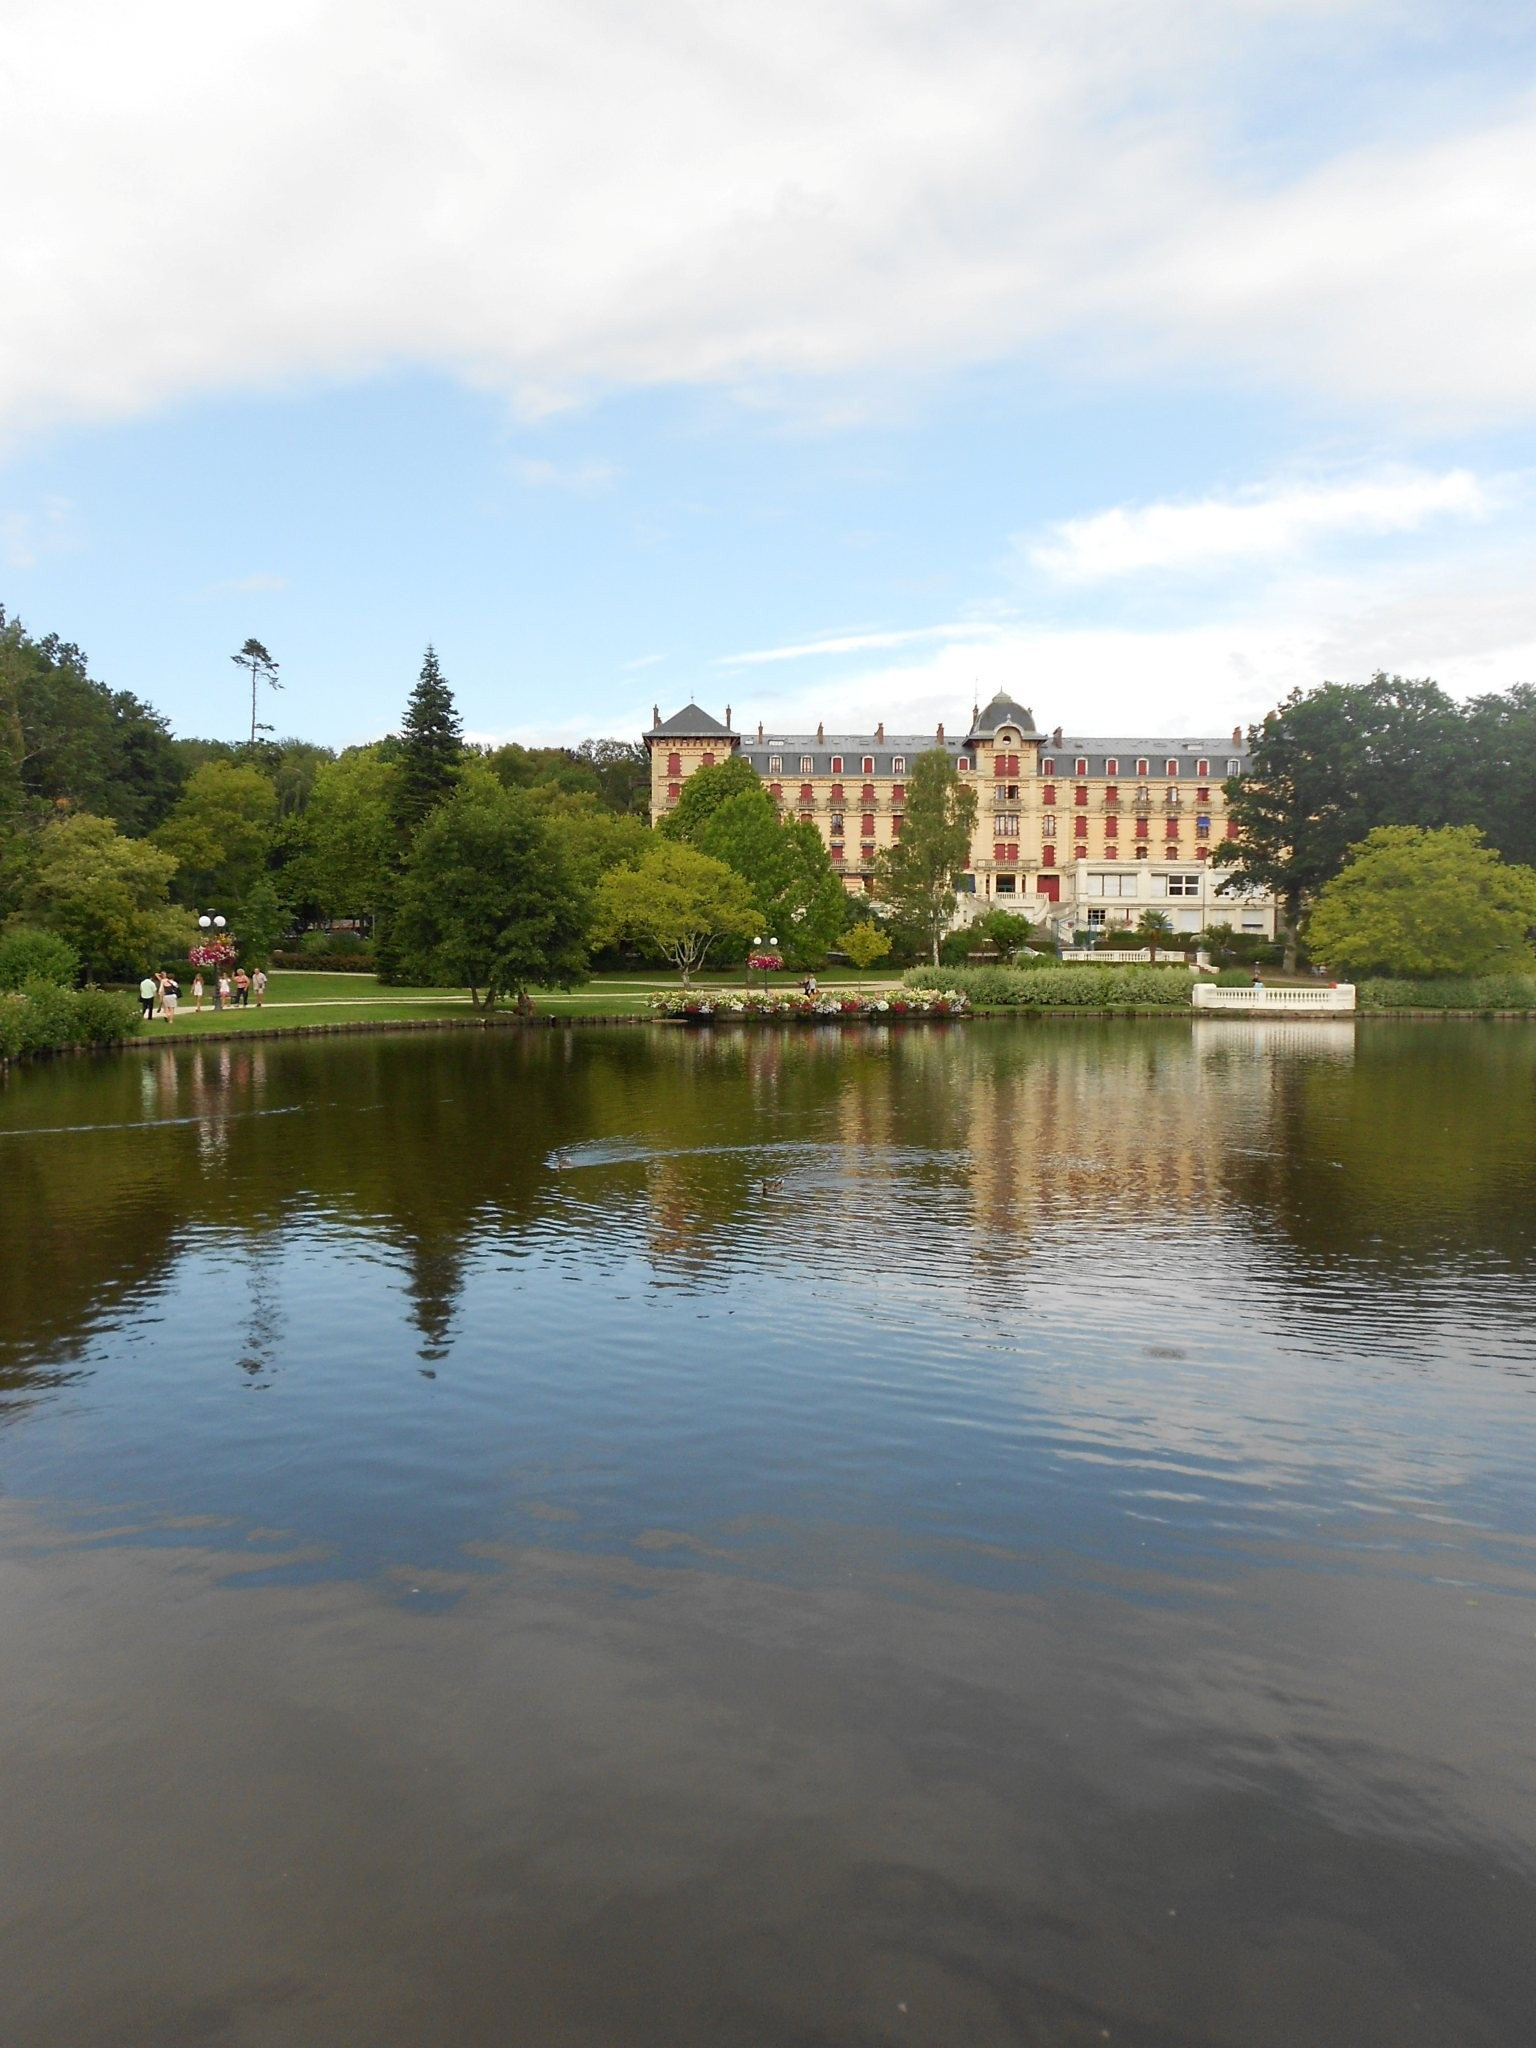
<box><xmin>936</xmin><ymin>721</ymin><xmax>945</xmax><ymax>741</ymax></box>
<box><xmin>1232</xmin><ymin>724</ymin><xmax>1242</xmax><ymax>746</ymax></box>
<box><xmin>652</xmin><ymin>704</ymin><xmax>660</xmax><ymax>728</ymax></box>
<box><xmin>816</xmin><ymin>721</ymin><xmax>824</xmax><ymax>743</ymax></box>
<box><xmin>876</xmin><ymin>721</ymin><xmax>885</xmax><ymax>743</ymax></box>
<box><xmin>725</xmin><ymin>704</ymin><xmax>732</xmax><ymax>729</ymax></box>
<box><xmin>1052</xmin><ymin>726</ymin><xmax>1063</xmax><ymax>747</ymax></box>
<box><xmin>756</xmin><ymin>720</ymin><xmax>764</xmax><ymax>743</ymax></box>
<box><xmin>971</xmin><ymin>702</ymin><xmax>979</xmax><ymax>728</ymax></box>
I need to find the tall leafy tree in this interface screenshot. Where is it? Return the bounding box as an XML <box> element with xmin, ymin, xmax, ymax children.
<box><xmin>1215</xmin><ymin>673</ymin><xmax>1468</xmax><ymax>967</ymax></box>
<box><xmin>153</xmin><ymin>760</ymin><xmax>278</xmax><ymax>907</ymax></box>
<box><xmin>1460</xmin><ymin>685</ymin><xmax>1536</xmax><ymax>870</ymax></box>
<box><xmin>874</xmin><ymin>748</ymin><xmax>976</xmax><ymax>965</ymax></box>
<box><xmin>1306</xmin><ymin>826</ymin><xmax>1536</xmax><ymax>978</ymax></box>
<box><xmin>296</xmin><ymin>746</ymin><xmax>399</xmax><ymax>922</ymax></box>
<box><xmin>392</xmin><ymin>645</ymin><xmax>464</xmax><ymax>841</ymax></box>
<box><xmin>575</xmin><ymin>738</ymin><xmax>651</xmax><ymax>814</ymax></box>
<box><xmin>655</xmin><ymin>754</ymin><xmax>762</xmax><ymax>840</ymax></box>
<box><xmin>392</xmin><ymin>776</ymin><xmax>589</xmax><ymax>1009</ymax></box>
<box><xmin>693</xmin><ymin>787</ymin><xmax>846</xmax><ymax>962</ymax></box>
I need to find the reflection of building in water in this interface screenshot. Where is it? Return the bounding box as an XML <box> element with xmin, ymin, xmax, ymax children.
<box><xmin>1194</xmin><ymin>1020</ymin><xmax>1357</xmax><ymax>1066</ymax></box>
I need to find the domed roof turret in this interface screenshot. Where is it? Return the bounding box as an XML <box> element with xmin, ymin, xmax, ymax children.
<box><xmin>968</xmin><ymin>692</ymin><xmax>1041</xmax><ymax>740</ymax></box>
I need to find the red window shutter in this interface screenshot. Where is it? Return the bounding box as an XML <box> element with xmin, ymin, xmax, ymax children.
<box><xmin>1043</xmin><ymin>784</ymin><xmax>1056</xmax><ymax>805</ymax></box>
<box><xmin>667</xmin><ymin>782</ymin><xmax>680</xmax><ymax>802</ymax></box>
<box><xmin>994</xmin><ymin>756</ymin><xmax>1006</xmax><ymax>777</ymax></box>
<box><xmin>1195</xmin><ymin>846</ymin><xmax>1208</xmax><ymax>859</ymax></box>
<box><xmin>1226</xmin><ymin>820</ymin><xmax>1238</xmax><ymax>839</ymax></box>
<box><xmin>862</xmin><ymin>813</ymin><xmax>875</xmax><ymax>835</ymax></box>
<box><xmin>1136</xmin><ymin>818</ymin><xmax>1149</xmax><ymax>838</ymax></box>
<box><xmin>831</xmin><ymin>845</ymin><xmax>844</xmax><ymax>862</ymax></box>
<box><xmin>1104</xmin><ymin>815</ymin><xmax>1118</xmax><ymax>838</ymax></box>
<box><xmin>666</xmin><ymin>751</ymin><xmax>681</xmax><ymax>777</ymax></box>
<box><xmin>770</xmin><ymin>782</ymin><xmax>783</xmax><ymax>800</ymax></box>
<box><xmin>892</xmin><ymin>816</ymin><xmax>904</xmax><ymax>835</ymax></box>
<box><xmin>1074</xmin><ymin>784</ymin><xmax>1087</xmax><ymax>805</ymax></box>
<box><xmin>1042</xmin><ymin>845</ymin><xmax>1056</xmax><ymax>867</ymax></box>
<box><xmin>830</xmin><ymin>783</ymin><xmax>844</xmax><ymax>803</ymax></box>
<box><xmin>701</xmin><ymin>753</ymin><xmax>715</xmax><ymax>767</ymax></box>
<box><xmin>800</xmin><ymin>783</ymin><xmax>813</xmax><ymax>803</ymax></box>
<box><xmin>861</xmin><ymin>783</ymin><xmax>875</xmax><ymax>803</ymax></box>
<box><xmin>1165</xmin><ymin>819</ymin><xmax>1179</xmax><ymax>838</ymax></box>
<box><xmin>892</xmin><ymin>784</ymin><xmax>905</xmax><ymax>801</ymax></box>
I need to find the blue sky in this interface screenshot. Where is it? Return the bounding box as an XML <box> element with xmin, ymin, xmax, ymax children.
<box><xmin>4</xmin><ymin>2</ymin><xmax>1536</xmax><ymax>749</ymax></box>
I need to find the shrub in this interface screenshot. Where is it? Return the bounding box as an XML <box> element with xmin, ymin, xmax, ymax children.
<box><xmin>270</xmin><ymin>950</ymin><xmax>377</xmax><ymax>973</ymax></box>
<box><xmin>0</xmin><ymin>980</ymin><xmax>141</xmax><ymax>1063</ymax></box>
<box><xmin>300</xmin><ymin>927</ymin><xmax>371</xmax><ymax>956</ymax></box>
<box><xmin>0</xmin><ymin>928</ymin><xmax>80</xmax><ymax>991</ymax></box>
<box><xmin>905</xmin><ymin>964</ymin><xmax>1195</xmax><ymax>1007</ymax></box>
<box><xmin>840</xmin><ymin>921</ymin><xmax>892</xmax><ymax>969</ymax></box>
<box><xmin>1357</xmin><ymin>975</ymin><xmax>1536</xmax><ymax>1011</ymax></box>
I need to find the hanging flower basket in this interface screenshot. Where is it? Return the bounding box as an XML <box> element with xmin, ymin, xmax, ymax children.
<box><xmin>747</xmin><ymin>952</ymin><xmax>783</xmax><ymax>972</ymax></box>
<box><xmin>189</xmin><ymin>937</ymin><xmax>239</xmax><ymax>969</ymax></box>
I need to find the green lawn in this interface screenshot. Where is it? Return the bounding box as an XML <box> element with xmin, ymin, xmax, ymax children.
<box><xmin>139</xmin><ymin>967</ymin><xmax>904</xmax><ymax>1034</ymax></box>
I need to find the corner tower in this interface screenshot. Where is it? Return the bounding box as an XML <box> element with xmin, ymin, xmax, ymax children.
<box><xmin>645</xmin><ymin>703</ymin><xmax>741</xmax><ymax>820</ymax></box>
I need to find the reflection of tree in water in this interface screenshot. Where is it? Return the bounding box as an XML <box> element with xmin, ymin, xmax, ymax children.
<box><xmin>402</xmin><ymin>1231</ymin><xmax>466</xmax><ymax>1364</ymax></box>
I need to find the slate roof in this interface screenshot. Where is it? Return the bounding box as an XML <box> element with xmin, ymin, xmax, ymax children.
<box><xmin>967</xmin><ymin>693</ymin><xmax>1041</xmax><ymax>739</ymax></box>
<box><xmin>648</xmin><ymin>702</ymin><xmax>733</xmax><ymax>738</ymax></box>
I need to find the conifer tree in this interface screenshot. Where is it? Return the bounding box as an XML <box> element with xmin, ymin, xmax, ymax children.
<box><xmin>392</xmin><ymin>645</ymin><xmax>464</xmax><ymax>841</ymax></box>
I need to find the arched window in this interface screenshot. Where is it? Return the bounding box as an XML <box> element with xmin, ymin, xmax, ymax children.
<box><xmin>701</xmin><ymin>752</ymin><xmax>716</xmax><ymax>767</ymax></box>
<box><xmin>1136</xmin><ymin>758</ymin><xmax>1149</xmax><ymax>776</ymax></box>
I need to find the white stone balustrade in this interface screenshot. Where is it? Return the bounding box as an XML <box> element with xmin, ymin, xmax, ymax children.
<box><xmin>1192</xmin><ymin>983</ymin><xmax>1356</xmax><ymax>1012</ymax></box>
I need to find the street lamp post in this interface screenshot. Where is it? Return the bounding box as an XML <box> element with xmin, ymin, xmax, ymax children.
<box><xmin>198</xmin><ymin>913</ymin><xmax>230</xmax><ymax>1009</ymax></box>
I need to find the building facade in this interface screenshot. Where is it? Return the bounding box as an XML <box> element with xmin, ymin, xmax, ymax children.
<box><xmin>645</xmin><ymin>693</ymin><xmax>1274</xmax><ymax>937</ymax></box>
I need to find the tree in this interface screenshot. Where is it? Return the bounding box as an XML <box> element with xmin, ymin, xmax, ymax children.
<box><xmin>231</xmin><ymin>639</ymin><xmax>282</xmax><ymax>748</ymax></box>
<box><xmin>0</xmin><ymin>928</ymin><xmax>80</xmax><ymax>990</ymax></box>
<box><xmin>575</xmin><ymin>738</ymin><xmax>651</xmax><ymax>815</ymax></box>
<box><xmin>1132</xmin><ymin>909</ymin><xmax>1176</xmax><ymax>959</ymax></box>
<box><xmin>392</xmin><ymin>645</ymin><xmax>464</xmax><ymax>841</ymax></box>
<box><xmin>392</xmin><ymin>777</ymin><xmax>590</xmax><ymax>1008</ymax></box>
<box><xmin>532</xmin><ymin>793</ymin><xmax>652</xmax><ymax>891</ymax></box>
<box><xmin>1215</xmin><ymin>673</ymin><xmax>1468</xmax><ymax>968</ymax></box>
<box><xmin>297</xmin><ymin>747</ymin><xmax>398</xmax><ymax>922</ymax></box>
<box><xmin>841</xmin><ymin>920</ymin><xmax>892</xmax><ymax>969</ymax></box>
<box><xmin>655</xmin><ymin>754</ymin><xmax>762</xmax><ymax>840</ymax></box>
<box><xmin>233</xmin><ymin>876</ymin><xmax>291</xmax><ymax>966</ymax></box>
<box><xmin>20</xmin><ymin>814</ymin><xmax>186</xmax><ymax>980</ymax></box>
<box><xmin>153</xmin><ymin>760</ymin><xmax>278</xmax><ymax>907</ymax></box>
<box><xmin>593</xmin><ymin>841</ymin><xmax>759</xmax><ymax>983</ymax></box>
<box><xmin>874</xmin><ymin>748</ymin><xmax>977</xmax><ymax>965</ymax></box>
<box><xmin>693</xmin><ymin>788</ymin><xmax>846</xmax><ymax>963</ymax></box>
<box><xmin>968</xmin><ymin>908</ymin><xmax>1038</xmax><ymax>957</ymax></box>
<box><xmin>1460</xmin><ymin>685</ymin><xmax>1536</xmax><ymax>870</ymax></box>
<box><xmin>1305</xmin><ymin>825</ymin><xmax>1536</xmax><ymax>978</ymax></box>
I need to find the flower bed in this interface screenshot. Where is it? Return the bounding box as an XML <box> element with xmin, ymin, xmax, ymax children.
<box><xmin>650</xmin><ymin>988</ymin><xmax>968</xmax><ymax>1021</ymax></box>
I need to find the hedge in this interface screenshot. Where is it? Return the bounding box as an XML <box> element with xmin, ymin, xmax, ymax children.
<box><xmin>905</xmin><ymin>964</ymin><xmax>1198</xmax><ymax>1007</ymax></box>
<box><xmin>270</xmin><ymin>951</ymin><xmax>378</xmax><ymax>973</ymax></box>
<box><xmin>0</xmin><ymin>981</ymin><xmax>143</xmax><ymax>1065</ymax></box>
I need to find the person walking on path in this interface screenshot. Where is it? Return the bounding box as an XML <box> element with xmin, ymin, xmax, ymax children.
<box><xmin>191</xmin><ymin>973</ymin><xmax>205</xmax><ymax>1013</ymax></box>
<box><xmin>234</xmin><ymin>969</ymin><xmax>251</xmax><ymax>1008</ymax></box>
<box><xmin>217</xmin><ymin>972</ymin><xmax>232</xmax><ymax>1011</ymax></box>
<box><xmin>160</xmin><ymin>973</ymin><xmax>180</xmax><ymax>1022</ymax></box>
<box><xmin>138</xmin><ymin>973</ymin><xmax>157</xmax><ymax>1020</ymax></box>
<box><xmin>251</xmin><ymin>967</ymin><xmax>268</xmax><ymax>1008</ymax></box>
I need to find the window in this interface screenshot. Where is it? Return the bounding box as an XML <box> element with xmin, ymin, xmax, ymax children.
<box><xmin>1196</xmin><ymin>816</ymin><xmax>1210</xmax><ymax>837</ymax></box>
<box><xmin>701</xmin><ymin>753</ymin><xmax>715</xmax><ymax>767</ymax></box>
<box><xmin>1105</xmin><ymin>757</ymin><xmax>1118</xmax><ymax>776</ymax></box>
<box><xmin>862</xmin><ymin>756</ymin><xmax>874</xmax><ymax>773</ymax></box>
<box><xmin>862</xmin><ymin>813</ymin><xmax>875</xmax><ymax>836</ymax></box>
<box><xmin>800</xmin><ymin>783</ymin><xmax>814</xmax><ymax>804</ymax></box>
<box><xmin>1166</xmin><ymin>873</ymin><xmax>1201</xmax><ymax>897</ymax></box>
<box><xmin>768</xmin><ymin>755</ymin><xmax>783</xmax><ymax>774</ymax></box>
<box><xmin>1074</xmin><ymin>784</ymin><xmax>1088</xmax><ymax>806</ymax></box>
<box><xmin>830</xmin><ymin>813</ymin><xmax>844</xmax><ymax>837</ymax></box>
<box><xmin>1004</xmin><ymin>784</ymin><xmax>1019</xmax><ymax>801</ymax></box>
<box><xmin>1196</xmin><ymin>786</ymin><xmax>1210</xmax><ymax>804</ymax></box>
<box><xmin>830</xmin><ymin>845</ymin><xmax>844</xmax><ymax>862</ymax></box>
<box><xmin>1042</xmin><ymin>784</ymin><xmax>1056</xmax><ymax>805</ymax></box>
<box><xmin>1226</xmin><ymin>819</ymin><xmax>1239</xmax><ymax>839</ymax></box>
<box><xmin>861</xmin><ymin>783</ymin><xmax>875</xmax><ymax>804</ymax></box>
<box><xmin>1135</xmin><ymin>845</ymin><xmax>1149</xmax><ymax>858</ymax></box>
<box><xmin>1104</xmin><ymin>815</ymin><xmax>1118</xmax><ymax>837</ymax></box>
<box><xmin>995</xmin><ymin>874</ymin><xmax>1017</xmax><ymax>894</ymax></box>
<box><xmin>1227</xmin><ymin>756</ymin><xmax>1242</xmax><ymax>774</ymax></box>
<box><xmin>1001</xmin><ymin>813</ymin><xmax>1024</xmax><ymax>835</ymax></box>
<box><xmin>1165</xmin><ymin>818</ymin><xmax>1179</xmax><ymax>837</ymax></box>
<box><xmin>1197</xmin><ymin>759</ymin><xmax>1209</xmax><ymax>777</ymax></box>
<box><xmin>891</xmin><ymin>815</ymin><xmax>904</xmax><ymax>836</ymax></box>
<box><xmin>892</xmin><ymin>756</ymin><xmax>906</xmax><ymax>773</ymax></box>
<box><xmin>1088</xmin><ymin>873</ymin><xmax>1137</xmax><ymax>897</ymax></box>
<box><xmin>830</xmin><ymin>755</ymin><xmax>843</xmax><ymax>774</ymax></box>
<box><xmin>1041</xmin><ymin>845</ymin><xmax>1055</xmax><ymax>866</ymax></box>
<box><xmin>1242</xmin><ymin>917</ymin><xmax>1264</xmax><ymax>933</ymax></box>
<box><xmin>1166</xmin><ymin>758</ymin><xmax>1178</xmax><ymax>777</ymax></box>
<box><xmin>892</xmin><ymin>784</ymin><xmax>905</xmax><ymax>802</ymax></box>
<box><xmin>1136</xmin><ymin>758</ymin><xmax>1149</xmax><ymax>776</ymax></box>
<box><xmin>666</xmin><ymin>751</ymin><xmax>681</xmax><ymax>777</ymax></box>
<box><xmin>1041</xmin><ymin>758</ymin><xmax>1055</xmax><ymax>776</ymax></box>
<box><xmin>667</xmin><ymin>782</ymin><xmax>680</xmax><ymax>803</ymax></box>
<box><xmin>1103</xmin><ymin>844</ymin><xmax>1118</xmax><ymax>859</ymax></box>
<box><xmin>800</xmin><ymin>755</ymin><xmax>814</xmax><ymax>774</ymax></box>
<box><xmin>1136</xmin><ymin>817</ymin><xmax>1149</xmax><ymax>838</ymax></box>
<box><xmin>830</xmin><ymin>782</ymin><xmax>844</xmax><ymax>802</ymax></box>
<box><xmin>1196</xmin><ymin>846</ymin><xmax>1209</xmax><ymax>859</ymax></box>
<box><xmin>957</xmin><ymin>757</ymin><xmax>970</xmax><ymax>773</ymax></box>
<box><xmin>1075</xmin><ymin>757</ymin><xmax>1087</xmax><ymax>775</ymax></box>
<box><xmin>769</xmin><ymin>782</ymin><xmax>783</xmax><ymax>801</ymax></box>
<box><xmin>1087</xmin><ymin>907</ymin><xmax>1107</xmax><ymax>927</ymax></box>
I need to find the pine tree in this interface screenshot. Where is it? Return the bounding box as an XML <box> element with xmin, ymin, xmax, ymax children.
<box><xmin>392</xmin><ymin>646</ymin><xmax>464</xmax><ymax>841</ymax></box>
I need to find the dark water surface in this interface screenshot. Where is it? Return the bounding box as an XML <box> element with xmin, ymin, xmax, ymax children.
<box><xmin>2</xmin><ymin>1020</ymin><xmax>1534</xmax><ymax>2046</ymax></box>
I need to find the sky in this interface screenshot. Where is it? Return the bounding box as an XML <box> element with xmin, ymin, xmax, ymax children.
<box><xmin>3</xmin><ymin>0</ymin><xmax>1535</xmax><ymax>750</ymax></box>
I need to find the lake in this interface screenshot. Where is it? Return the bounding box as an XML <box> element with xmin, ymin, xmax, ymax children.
<box><xmin>2</xmin><ymin>1019</ymin><xmax>1534</xmax><ymax>2047</ymax></box>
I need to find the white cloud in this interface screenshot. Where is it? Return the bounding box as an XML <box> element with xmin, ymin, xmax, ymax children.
<box><xmin>1</xmin><ymin>494</ymin><xmax>75</xmax><ymax>569</ymax></box>
<box><xmin>2</xmin><ymin>3</ymin><xmax>1534</xmax><ymax>443</ymax></box>
<box><xmin>721</xmin><ymin>622</ymin><xmax>1003</xmax><ymax>666</ymax></box>
<box><xmin>1028</xmin><ymin>470</ymin><xmax>1497</xmax><ymax>581</ymax></box>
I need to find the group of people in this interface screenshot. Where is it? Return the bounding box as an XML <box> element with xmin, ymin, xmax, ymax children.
<box><xmin>137</xmin><ymin>967</ymin><xmax>267</xmax><ymax>1021</ymax></box>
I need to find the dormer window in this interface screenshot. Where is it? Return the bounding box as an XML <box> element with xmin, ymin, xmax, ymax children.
<box><xmin>1041</xmin><ymin>758</ymin><xmax>1054</xmax><ymax>776</ymax></box>
<box><xmin>800</xmin><ymin>755</ymin><xmax>815</xmax><ymax>774</ymax></box>
<box><xmin>1166</xmin><ymin>758</ymin><xmax>1179</xmax><ymax>777</ymax></box>
<box><xmin>830</xmin><ymin>755</ymin><xmax>843</xmax><ymax>774</ymax></box>
<box><xmin>862</xmin><ymin>756</ymin><xmax>875</xmax><ymax>774</ymax></box>
<box><xmin>891</xmin><ymin>755</ymin><xmax>906</xmax><ymax>773</ymax></box>
<box><xmin>768</xmin><ymin>755</ymin><xmax>783</xmax><ymax>773</ymax></box>
<box><xmin>1197</xmin><ymin>759</ymin><xmax>1210</xmax><ymax>778</ymax></box>
<box><xmin>1105</xmin><ymin>758</ymin><xmax>1117</xmax><ymax>776</ymax></box>
<box><xmin>1136</xmin><ymin>758</ymin><xmax>1149</xmax><ymax>776</ymax></box>
<box><xmin>957</xmin><ymin>757</ymin><xmax>970</xmax><ymax>772</ymax></box>
<box><xmin>1227</xmin><ymin>756</ymin><xmax>1242</xmax><ymax>774</ymax></box>
<box><xmin>1074</xmin><ymin>758</ymin><xmax>1087</xmax><ymax>775</ymax></box>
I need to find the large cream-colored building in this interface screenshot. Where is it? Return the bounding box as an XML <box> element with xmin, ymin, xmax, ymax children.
<box><xmin>645</xmin><ymin>693</ymin><xmax>1275</xmax><ymax>937</ymax></box>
